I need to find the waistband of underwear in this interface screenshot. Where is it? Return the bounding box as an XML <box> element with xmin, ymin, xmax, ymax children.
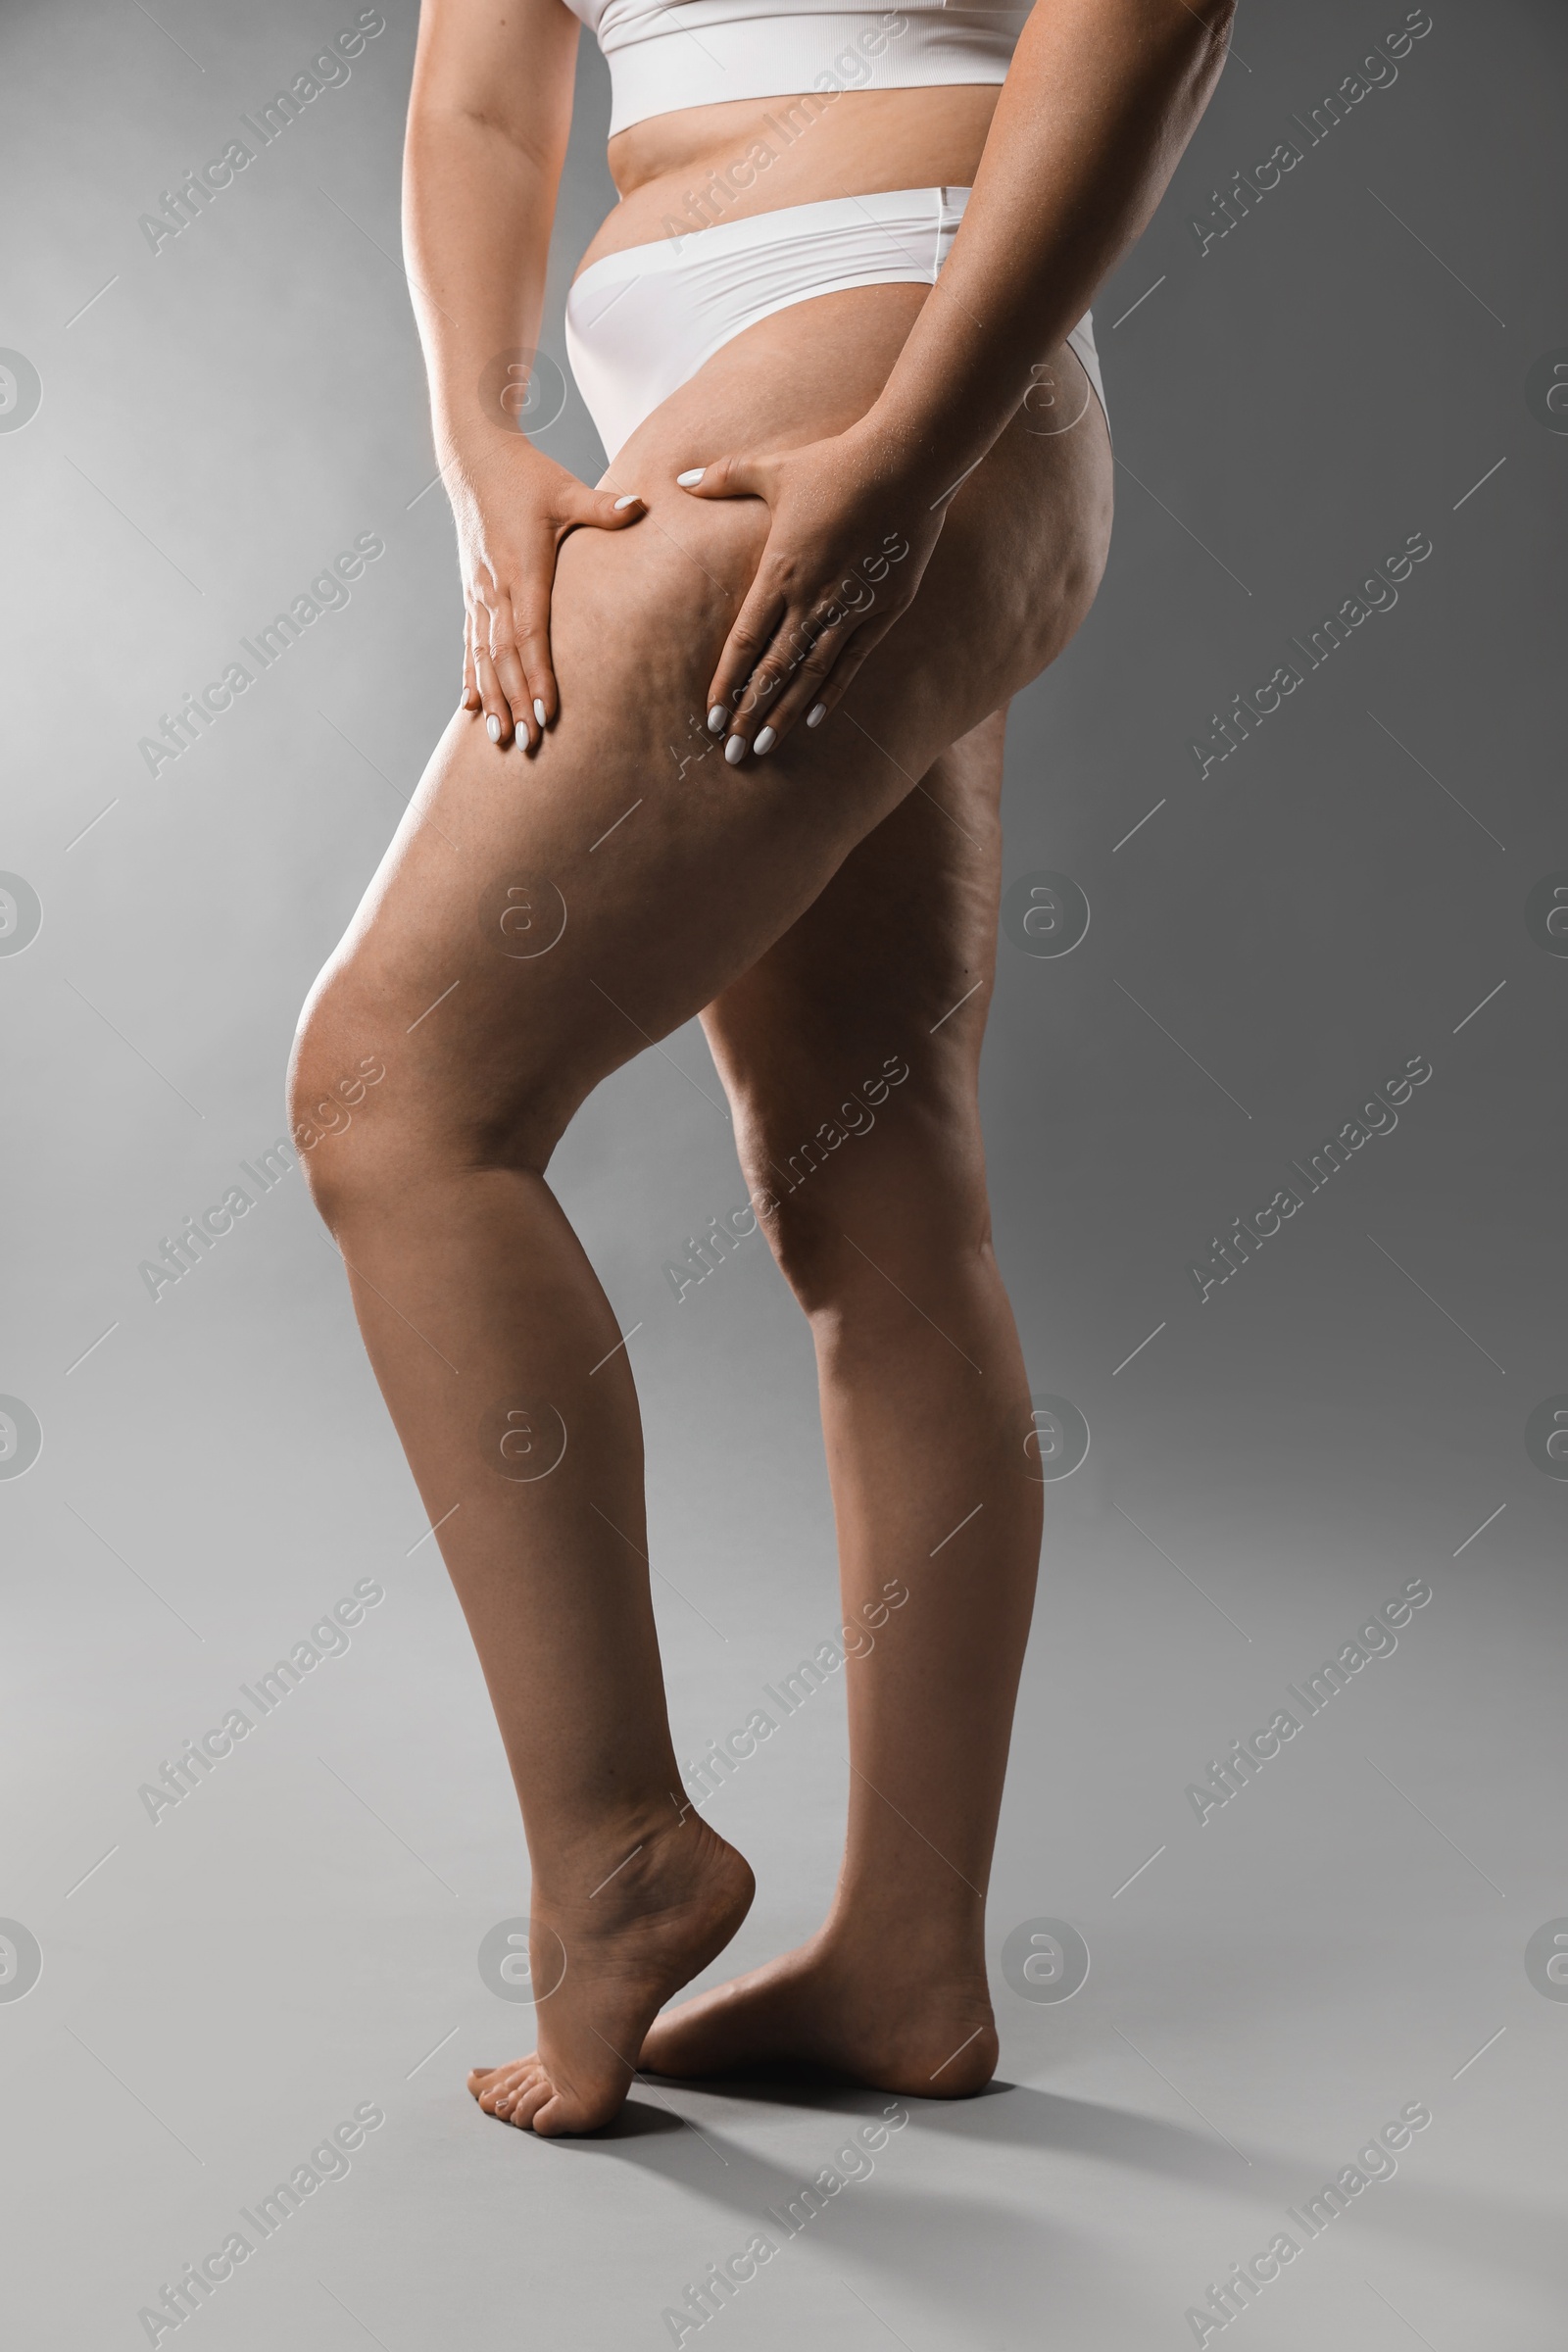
<box><xmin>569</xmin><ymin>184</ymin><xmax>973</xmax><ymax>300</ymax></box>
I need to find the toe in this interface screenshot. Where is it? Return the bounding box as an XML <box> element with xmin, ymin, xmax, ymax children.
<box><xmin>478</xmin><ymin>2059</ymin><xmax>534</xmax><ymax>2114</ymax></box>
<box><xmin>530</xmin><ymin>2076</ymin><xmax>624</xmax><ymax>2136</ymax></box>
<box><xmin>510</xmin><ymin>2077</ymin><xmax>555</xmax><ymax>2131</ymax></box>
<box><xmin>529</xmin><ymin>2091</ymin><xmax>577</xmax><ymax>2136</ymax></box>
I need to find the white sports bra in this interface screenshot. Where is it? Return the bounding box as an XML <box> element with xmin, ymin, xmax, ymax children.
<box><xmin>563</xmin><ymin>0</ymin><xmax>1029</xmax><ymax>137</ymax></box>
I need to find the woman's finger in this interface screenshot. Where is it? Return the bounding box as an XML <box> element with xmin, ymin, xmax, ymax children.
<box><xmin>485</xmin><ymin>588</ymin><xmax>540</xmax><ymax>750</ymax></box>
<box><xmin>678</xmin><ymin>449</ymin><xmax>781</xmax><ymax>745</ymax></box>
<box><xmin>674</xmin><ymin>452</ymin><xmax>770</xmax><ymax>504</ymax></box>
<box><xmin>510</xmin><ymin>559</ymin><xmax>560</xmax><ymax>738</ymax></box>
<box><xmin>541</xmin><ymin>484</ymin><xmax>647</xmax><ymax>729</ymax></box>
<box><xmin>782</xmin><ymin>609</ymin><xmax>903</xmax><ymax>741</ymax></box>
<box><xmin>462</xmin><ymin>617</ymin><xmax>480</xmax><ymax>713</ymax></box>
<box><xmin>707</xmin><ymin>577</ymin><xmax>790</xmax><ymax>755</ymax></box>
<box><xmin>718</xmin><ymin>580</ymin><xmax>873</xmax><ymax>758</ymax></box>
<box><xmin>741</xmin><ymin>606</ymin><xmax>864</xmax><ymax>750</ymax></box>
<box><xmin>473</xmin><ymin>637</ymin><xmax>513</xmax><ymax>750</ymax></box>
<box><xmin>508</xmin><ymin>511</ymin><xmax>601</xmax><ymax>734</ymax></box>
<box><xmin>560</xmin><ymin>481</ymin><xmax>648</xmax><ymax>533</ymax></box>
<box><xmin>469</xmin><ymin>577</ymin><xmax>514</xmax><ymax>747</ymax></box>
<box><xmin>462</xmin><ymin>589</ymin><xmax>481</xmax><ymax>712</ymax></box>
<box><xmin>465</xmin><ymin>493</ymin><xmax>644</xmax><ymax>748</ymax></box>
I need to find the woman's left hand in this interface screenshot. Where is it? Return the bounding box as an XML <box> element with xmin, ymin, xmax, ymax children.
<box><xmin>674</xmin><ymin>428</ymin><xmax>950</xmax><ymax>760</ymax></box>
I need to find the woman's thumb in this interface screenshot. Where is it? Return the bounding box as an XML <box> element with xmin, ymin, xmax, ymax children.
<box><xmin>569</xmin><ymin>483</ymin><xmax>648</xmax><ymax>529</ymax></box>
<box><xmin>674</xmin><ymin>452</ymin><xmax>765</xmax><ymax>501</ymax></box>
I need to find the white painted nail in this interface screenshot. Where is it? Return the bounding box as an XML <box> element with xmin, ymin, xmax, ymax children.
<box><xmin>612</xmin><ymin>494</ymin><xmax>642</xmax><ymax>510</ymax></box>
<box><xmin>533</xmin><ymin>699</ymin><xmax>547</xmax><ymax>726</ymax></box>
<box><xmin>806</xmin><ymin>703</ymin><xmax>828</xmax><ymax>728</ymax></box>
<box><xmin>707</xmin><ymin>705</ymin><xmax>727</xmax><ymax>733</ymax></box>
<box><xmin>724</xmin><ymin>734</ymin><xmax>746</xmax><ymax>765</ymax></box>
<box><xmin>676</xmin><ymin>467</ymin><xmax>706</xmax><ymax>487</ymax></box>
<box><xmin>755</xmin><ymin>726</ymin><xmax>776</xmax><ymax>755</ymax></box>
<box><xmin>486</xmin><ymin>713</ymin><xmax>502</xmax><ymax>743</ymax></box>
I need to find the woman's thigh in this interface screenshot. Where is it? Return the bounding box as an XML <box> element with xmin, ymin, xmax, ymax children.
<box><xmin>698</xmin><ymin>712</ymin><xmax>1006</xmax><ymax>1271</ymax></box>
<box><xmin>293</xmin><ymin>288</ymin><xmax>1110</xmax><ymax>1177</ymax></box>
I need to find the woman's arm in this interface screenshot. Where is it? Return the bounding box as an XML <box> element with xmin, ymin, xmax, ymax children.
<box><xmin>685</xmin><ymin>0</ymin><xmax>1236</xmax><ymax>751</ymax></box>
<box><xmin>866</xmin><ymin>0</ymin><xmax>1234</xmax><ymax>490</ymax></box>
<box><xmin>405</xmin><ymin>0</ymin><xmax>645</xmax><ymax>749</ymax></box>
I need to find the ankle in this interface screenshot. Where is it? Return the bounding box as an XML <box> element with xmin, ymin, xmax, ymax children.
<box><xmin>818</xmin><ymin>1892</ymin><xmax>987</xmax><ymax>1981</ymax></box>
<box><xmin>527</xmin><ymin>1793</ymin><xmax>692</xmax><ymax>1913</ymax></box>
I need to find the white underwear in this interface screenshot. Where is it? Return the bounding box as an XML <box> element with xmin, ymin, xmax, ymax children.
<box><xmin>564</xmin><ymin>185</ymin><xmax>1106</xmax><ymax>463</ymax></box>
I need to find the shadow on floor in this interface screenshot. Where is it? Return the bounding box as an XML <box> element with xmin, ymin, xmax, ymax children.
<box><xmin>492</xmin><ymin>2069</ymin><xmax>1565</xmax><ymax>2313</ymax></box>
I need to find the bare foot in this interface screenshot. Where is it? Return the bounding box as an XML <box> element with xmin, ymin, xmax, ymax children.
<box><xmin>469</xmin><ymin>1816</ymin><xmax>754</xmax><ymax>2135</ymax></box>
<box><xmin>639</xmin><ymin>1931</ymin><xmax>998</xmax><ymax>2098</ymax></box>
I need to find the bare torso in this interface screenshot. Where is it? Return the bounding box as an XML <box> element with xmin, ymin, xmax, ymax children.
<box><xmin>579</xmin><ymin>84</ymin><xmax>1003</xmax><ymax>269</ymax></box>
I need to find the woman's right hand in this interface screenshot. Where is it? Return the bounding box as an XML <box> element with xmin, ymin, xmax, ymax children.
<box><xmin>449</xmin><ymin>441</ymin><xmax>645</xmax><ymax>751</ymax></box>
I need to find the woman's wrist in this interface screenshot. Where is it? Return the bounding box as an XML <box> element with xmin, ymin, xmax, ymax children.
<box><xmin>435</xmin><ymin>421</ymin><xmax>554</xmax><ymax>509</ymax></box>
<box><xmin>426</xmin><ymin>335</ymin><xmax>551</xmax><ymax>473</ymax></box>
<box><xmin>849</xmin><ymin>375</ymin><xmax>1013</xmax><ymax>513</ymax></box>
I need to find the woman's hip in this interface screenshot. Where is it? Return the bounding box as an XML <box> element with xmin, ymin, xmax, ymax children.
<box><xmin>565</xmin><ymin>186</ymin><xmax>1105</xmax><ymax>462</ymax></box>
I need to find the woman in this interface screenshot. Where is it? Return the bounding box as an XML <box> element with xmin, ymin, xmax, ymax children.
<box><xmin>290</xmin><ymin>0</ymin><xmax>1233</xmax><ymax>2135</ymax></box>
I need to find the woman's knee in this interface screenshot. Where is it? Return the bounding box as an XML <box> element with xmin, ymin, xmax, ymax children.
<box><xmin>290</xmin><ymin>922</ymin><xmax>592</xmax><ymax>1228</ymax></box>
<box><xmin>287</xmin><ymin>955</ymin><xmax>503</xmax><ymax>1228</ymax></box>
<box><xmin>286</xmin><ymin>964</ymin><xmax>405</xmax><ymax>1226</ymax></box>
<box><xmin>735</xmin><ymin>1092</ymin><xmax>990</xmax><ymax>1318</ymax></box>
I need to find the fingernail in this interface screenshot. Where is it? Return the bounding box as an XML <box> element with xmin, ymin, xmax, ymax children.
<box><xmin>486</xmin><ymin>714</ymin><xmax>502</xmax><ymax>743</ymax></box>
<box><xmin>807</xmin><ymin>703</ymin><xmax>828</xmax><ymax>728</ymax></box>
<box><xmin>676</xmin><ymin>467</ymin><xmax>705</xmax><ymax>487</ymax></box>
<box><xmin>755</xmin><ymin>726</ymin><xmax>776</xmax><ymax>755</ymax></box>
<box><xmin>612</xmin><ymin>494</ymin><xmax>642</xmax><ymax>510</ymax></box>
<box><xmin>724</xmin><ymin>734</ymin><xmax>746</xmax><ymax>765</ymax></box>
<box><xmin>533</xmin><ymin>699</ymin><xmax>547</xmax><ymax>726</ymax></box>
<box><xmin>707</xmin><ymin>705</ymin><xmax>727</xmax><ymax>734</ymax></box>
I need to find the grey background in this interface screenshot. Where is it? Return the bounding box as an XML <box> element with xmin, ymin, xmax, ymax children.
<box><xmin>2</xmin><ymin>0</ymin><xmax>1565</xmax><ymax>2344</ymax></box>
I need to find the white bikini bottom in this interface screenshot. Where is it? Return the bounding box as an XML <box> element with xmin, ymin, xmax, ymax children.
<box><xmin>564</xmin><ymin>185</ymin><xmax>1106</xmax><ymax>463</ymax></box>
